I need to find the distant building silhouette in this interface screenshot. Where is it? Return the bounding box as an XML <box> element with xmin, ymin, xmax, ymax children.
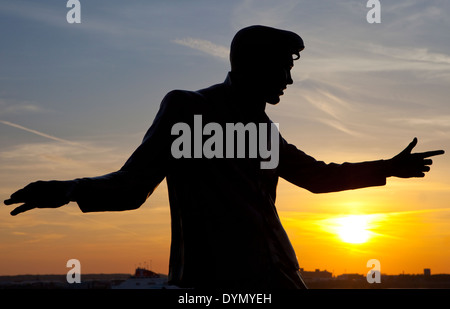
<box><xmin>133</xmin><ymin>267</ymin><xmax>159</xmax><ymax>278</ymax></box>
<box><xmin>336</xmin><ymin>273</ymin><xmax>365</xmax><ymax>281</ymax></box>
<box><xmin>299</xmin><ymin>268</ymin><xmax>333</xmax><ymax>281</ymax></box>
<box><xmin>424</xmin><ymin>268</ymin><xmax>431</xmax><ymax>276</ymax></box>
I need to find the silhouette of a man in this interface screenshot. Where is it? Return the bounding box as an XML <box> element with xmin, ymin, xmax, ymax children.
<box><xmin>4</xmin><ymin>25</ymin><xmax>444</xmax><ymax>289</ymax></box>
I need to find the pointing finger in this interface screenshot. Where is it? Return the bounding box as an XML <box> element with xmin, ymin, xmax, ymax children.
<box><xmin>417</xmin><ymin>150</ymin><xmax>445</xmax><ymax>159</ymax></box>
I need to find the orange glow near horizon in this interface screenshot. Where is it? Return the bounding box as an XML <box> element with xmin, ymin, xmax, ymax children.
<box><xmin>1</xmin><ymin>182</ymin><xmax>450</xmax><ymax>277</ymax></box>
<box><xmin>276</xmin><ymin>174</ymin><xmax>450</xmax><ymax>276</ymax></box>
<box><xmin>1</xmin><ymin>164</ymin><xmax>449</xmax><ymax>277</ymax></box>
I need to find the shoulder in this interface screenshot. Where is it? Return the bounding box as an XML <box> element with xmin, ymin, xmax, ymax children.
<box><xmin>161</xmin><ymin>82</ymin><xmax>228</xmax><ymax>112</ymax></box>
<box><xmin>156</xmin><ymin>89</ymin><xmax>201</xmax><ymax>116</ymax></box>
<box><xmin>162</xmin><ymin>89</ymin><xmax>202</xmax><ymax>105</ymax></box>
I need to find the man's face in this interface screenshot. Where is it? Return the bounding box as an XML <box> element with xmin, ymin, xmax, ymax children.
<box><xmin>249</xmin><ymin>54</ymin><xmax>295</xmax><ymax>105</ymax></box>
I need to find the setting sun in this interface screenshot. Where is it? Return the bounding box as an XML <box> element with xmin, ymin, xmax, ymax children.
<box><xmin>334</xmin><ymin>215</ymin><xmax>371</xmax><ymax>244</ymax></box>
<box><xmin>319</xmin><ymin>214</ymin><xmax>382</xmax><ymax>244</ymax></box>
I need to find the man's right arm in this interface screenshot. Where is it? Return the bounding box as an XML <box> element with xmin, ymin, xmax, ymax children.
<box><xmin>4</xmin><ymin>90</ymin><xmax>187</xmax><ymax>215</ymax></box>
<box><xmin>73</xmin><ymin>91</ymin><xmax>185</xmax><ymax>212</ymax></box>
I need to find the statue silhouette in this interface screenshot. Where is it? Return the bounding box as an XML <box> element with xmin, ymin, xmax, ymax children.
<box><xmin>3</xmin><ymin>25</ymin><xmax>444</xmax><ymax>289</ymax></box>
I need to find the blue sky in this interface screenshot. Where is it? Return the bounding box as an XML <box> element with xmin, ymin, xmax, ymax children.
<box><xmin>1</xmin><ymin>0</ymin><xmax>448</xmax><ymax>156</ymax></box>
<box><xmin>1</xmin><ymin>0</ymin><xmax>449</xmax><ymax>275</ymax></box>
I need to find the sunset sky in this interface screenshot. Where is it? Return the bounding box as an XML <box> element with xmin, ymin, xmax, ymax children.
<box><xmin>1</xmin><ymin>0</ymin><xmax>449</xmax><ymax>277</ymax></box>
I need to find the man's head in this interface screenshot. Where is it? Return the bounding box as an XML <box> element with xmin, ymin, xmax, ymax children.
<box><xmin>230</xmin><ymin>25</ymin><xmax>304</xmax><ymax>104</ymax></box>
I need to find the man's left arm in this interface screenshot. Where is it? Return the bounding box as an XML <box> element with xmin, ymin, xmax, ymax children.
<box><xmin>278</xmin><ymin>137</ymin><xmax>444</xmax><ymax>194</ymax></box>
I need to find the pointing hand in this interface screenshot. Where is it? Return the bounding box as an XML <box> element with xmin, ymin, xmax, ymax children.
<box><xmin>386</xmin><ymin>138</ymin><xmax>444</xmax><ymax>178</ymax></box>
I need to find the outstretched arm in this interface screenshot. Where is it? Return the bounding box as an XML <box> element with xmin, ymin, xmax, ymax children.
<box><xmin>279</xmin><ymin>137</ymin><xmax>444</xmax><ymax>194</ymax></box>
<box><xmin>3</xmin><ymin>169</ymin><xmax>162</xmax><ymax>216</ymax></box>
<box><xmin>3</xmin><ymin>90</ymin><xmax>188</xmax><ymax>216</ymax></box>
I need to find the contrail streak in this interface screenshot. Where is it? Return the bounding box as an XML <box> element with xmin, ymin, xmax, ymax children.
<box><xmin>0</xmin><ymin>120</ymin><xmax>90</xmax><ymax>149</ymax></box>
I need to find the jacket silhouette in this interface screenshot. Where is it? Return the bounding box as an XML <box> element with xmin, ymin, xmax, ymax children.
<box><xmin>72</xmin><ymin>72</ymin><xmax>387</xmax><ymax>289</ymax></box>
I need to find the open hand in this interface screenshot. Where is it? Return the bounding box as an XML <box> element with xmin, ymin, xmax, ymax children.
<box><xmin>4</xmin><ymin>180</ymin><xmax>76</xmax><ymax>216</ymax></box>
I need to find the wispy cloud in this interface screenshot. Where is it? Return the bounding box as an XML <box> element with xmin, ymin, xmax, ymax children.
<box><xmin>0</xmin><ymin>104</ymin><xmax>44</xmax><ymax>114</ymax></box>
<box><xmin>172</xmin><ymin>38</ymin><xmax>229</xmax><ymax>60</ymax></box>
<box><xmin>388</xmin><ymin>116</ymin><xmax>450</xmax><ymax>128</ymax></box>
<box><xmin>289</xmin><ymin>83</ymin><xmax>364</xmax><ymax>137</ymax></box>
<box><xmin>302</xmin><ymin>87</ymin><xmax>354</xmax><ymax>119</ymax></box>
<box><xmin>0</xmin><ymin>98</ymin><xmax>47</xmax><ymax>115</ymax></box>
<box><xmin>317</xmin><ymin>118</ymin><xmax>363</xmax><ymax>137</ymax></box>
<box><xmin>369</xmin><ymin>44</ymin><xmax>450</xmax><ymax>66</ymax></box>
<box><xmin>0</xmin><ymin>140</ymin><xmax>124</xmax><ymax>181</ymax></box>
